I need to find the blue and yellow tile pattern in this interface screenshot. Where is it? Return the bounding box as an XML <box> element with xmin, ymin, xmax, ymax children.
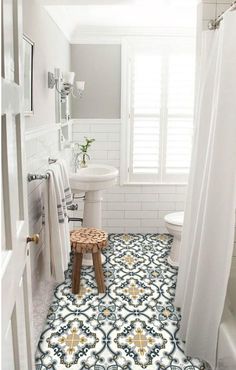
<box><xmin>36</xmin><ymin>233</ymin><xmax>205</xmax><ymax>370</ymax></box>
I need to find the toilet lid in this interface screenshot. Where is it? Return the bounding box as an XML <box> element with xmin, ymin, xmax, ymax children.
<box><xmin>164</xmin><ymin>211</ymin><xmax>184</xmax><ymax>226</ymax></box>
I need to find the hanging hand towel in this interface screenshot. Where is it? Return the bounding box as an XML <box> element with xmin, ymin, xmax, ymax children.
<box><xmin>56</xmin><ymin>159</ymin><xmax>73</xmax><ymax>207</ymax></box>
<box><xmin>41</xmin><ymin>180</ymin><xmax>51</xmax><ymax>281</ymax></box>
<box><xmin>44</xmin><ymin>164</ymin><xmax>70</xmax><ymax>282</ymax></box>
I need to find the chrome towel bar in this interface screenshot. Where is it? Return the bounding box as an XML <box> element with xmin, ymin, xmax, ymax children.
<box><xmin>27</xmin><ymin>173</ymin><xmax>50</xmax><ymax>182</ymax></box>
<box><xmin>48</xmin><ymin>157</ymin><xmax>57</xmax><ymax>164</ymax></box>
<box><xmin>27</xmin><ymin>157</ymin><xmax>58</xmax><ymax>182</ymax></box>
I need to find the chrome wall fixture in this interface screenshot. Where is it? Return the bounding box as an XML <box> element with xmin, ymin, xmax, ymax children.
<box><xmin>48</xmin><ymin>157</ymin><xmax>57</xmax><ymax>164</ymax></box>
<box><xmin>208</xmin><ymin>0</ymin><xmax>236</xmax><ymax>30</ymax></box>
<box><xmin>48</xmin><ymin>68</ymin><xmax>85</xmax><ymax>102</ymax></box>
<box><xmin>27</xmin><ymin>157</ymin><xmax>58</xmax><ymax>182</ymax></box>
<box><xmin>73</xmin><ymin>81</ymin><xmax>85</xmax><ymax>99</ymax></box>
<box><xmin>27</xmin><ymin>173</ymin><xmax>50</xmax><ymax>182</ymax></box>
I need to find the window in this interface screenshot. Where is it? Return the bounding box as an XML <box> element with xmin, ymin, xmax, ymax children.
<box><xmin>121</xmin><ymin>37</ymin><xmax>196</xmax><ymax>184</ymax></box>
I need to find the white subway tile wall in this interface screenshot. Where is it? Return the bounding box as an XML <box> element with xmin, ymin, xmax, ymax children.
<box><xmin>72</xmin><ymin>119</ymin><xmax>187</xmax><ymax>234</ymax></box>
<box><xmin>26</xmin><ymin>127</ymin><xmax>64</xmax><ymax>349</ymax></box>
<box><xmin>72</xmin><ymin>118</ymin><xmax>236</xmax><ymax>252</ymax></box>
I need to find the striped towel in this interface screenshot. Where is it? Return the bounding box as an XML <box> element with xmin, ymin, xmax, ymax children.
<box><xmin>42</xmin><ymin>165</ymin><xmax>70</xmax><ymax>282</ymax></box>
<box><xmin>56</xmin><ymin>159</ymin><xmax>73</xmax><ymax>207</ymax></box>
<box><xmin>47</xmin><ymin>164</ymin><xmax>67</xmax><ymax>223</ymax></box>
<box><xmin>42</xmin><ymin>159</ymin><xmax>73</xmax><ymax>224</ymax></box>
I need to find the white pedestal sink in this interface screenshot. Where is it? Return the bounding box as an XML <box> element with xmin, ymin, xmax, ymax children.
<box><xmin>69</xmin><ymin>164</ymin><xmax>119</xmax><ymax>266</ymax></box>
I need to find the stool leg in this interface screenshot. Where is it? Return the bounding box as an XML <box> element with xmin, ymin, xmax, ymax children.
<box><xmin>92</xmin><ymin>251</ymin><xmax>105</xmax><ymax>293</ymax></box>
<box><xmin>72</xmin><ymin>253</ymin><xmax>83</xmax><ymax>294</ymax></box>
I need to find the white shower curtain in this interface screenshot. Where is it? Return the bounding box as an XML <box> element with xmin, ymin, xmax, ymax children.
<box><xmin>175</xmin><ymin>11</ymin><xmax>236</xmax><ymax>369</ymax></box>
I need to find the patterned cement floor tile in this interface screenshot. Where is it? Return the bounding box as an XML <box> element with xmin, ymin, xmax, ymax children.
<box><xmin>35</xmin><ymin>234</ymin><xmax>205</xmax><ymax>370</ymax></box>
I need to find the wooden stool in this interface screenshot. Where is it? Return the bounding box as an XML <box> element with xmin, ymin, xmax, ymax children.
<box><xmin>70</xmin><ymin>228</ymin><xmax>108</xmax><ymax>294</ymax></box>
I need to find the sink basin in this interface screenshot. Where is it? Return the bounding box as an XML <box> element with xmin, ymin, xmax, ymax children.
<box><xmin>69</xmin><ymin>164</ymin><xmax>119</xmax><ymax>192</ymax></box>
<box><xmin>69</xmin><ymin>164</ymin><xmax>119</xmax><ymax>266</ymax></box>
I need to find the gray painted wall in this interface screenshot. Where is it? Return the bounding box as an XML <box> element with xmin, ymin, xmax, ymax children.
<box><xmin>71</xmin><ymin>44</ymin><xmax>121</xmax><ymax>119</ymax></box>
<box><xmin>23</xmin><ymin>0</ymin><xmax>70</xmax><ymax>129</ymax></box>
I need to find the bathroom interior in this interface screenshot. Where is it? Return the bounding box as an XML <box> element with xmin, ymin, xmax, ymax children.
<box><xmin>1</xmin><ymin>0</ymin><xmax>236</xmax><ymax>369</ymax></box>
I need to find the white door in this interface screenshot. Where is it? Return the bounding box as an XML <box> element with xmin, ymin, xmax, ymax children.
<box><xmin>1</xmin><ymin>0</ymin><xmax>34</xmax><ymax>369</ymax></box>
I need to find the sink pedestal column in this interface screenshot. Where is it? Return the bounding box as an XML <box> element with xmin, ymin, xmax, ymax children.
<box><xmin>82</xmin><ymin>190</ymin><xmax>106</xmax><ymax>266</ymax></box>
<box><xmin>83</xmin><ymin>190</ymin><xmax>102</xmax><ymax>229</ymax></box>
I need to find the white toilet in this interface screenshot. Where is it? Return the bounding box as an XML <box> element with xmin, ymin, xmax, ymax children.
<box><xmin>164</xmin><ymin>211</ymin><xmax>184</xmax><ymax>267</ymax></box>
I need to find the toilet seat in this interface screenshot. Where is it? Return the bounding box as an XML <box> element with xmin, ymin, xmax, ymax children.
<box><xmin>164</xmin><ymin>211</ymin><xmax>184</xmax><ymax>226</ymax></box>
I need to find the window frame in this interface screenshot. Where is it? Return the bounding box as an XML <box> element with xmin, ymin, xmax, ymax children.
<box><xmin>120</xmin><ymin>36</ymin><xmax>196</xmax><ymax>185</ymax></box>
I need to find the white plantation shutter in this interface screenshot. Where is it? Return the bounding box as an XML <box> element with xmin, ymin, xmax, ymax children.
<box><xmin>166</xmin><ymin>117</ymin><xmax>193</xmax><ymax>175</ymax></box>
<box><xmin>132</xmin><ymin>117</ymin><xmax>160</xmax><ymax>174</ymax></box>
<box><xmin>131</xmin><ymin>55</ymin><xmax>161</xmax><ymax>178</ymax></box>
<box><xmin>166</xmin><ymin>55</ymin><xmax>195</xmax><ymax>177</ymax></box>
<box><xmin>128</xmin><ymin>39</ymin><xmax>195</xmax><ymax>183</ymax></box>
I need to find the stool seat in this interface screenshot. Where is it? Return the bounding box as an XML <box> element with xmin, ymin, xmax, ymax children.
<box><xmin>71</xmin><ymin>228</ymin><xmax>108</xmax><ymax>253</ymax></box>
<box><xmin>70</xmin><ymin>228</ymin><xmax>108</xmax><ymax>294</ymax></box>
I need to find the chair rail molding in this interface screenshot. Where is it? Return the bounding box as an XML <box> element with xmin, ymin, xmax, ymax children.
<box><xmin>71</xmin><ymin>118</ymin><xmax>121</xmax><ymax>125</ymax></box>
<box><xmin>25</xmin><ymin>124</ymin><xmax>61</xmax><ymax>141</ymax></box>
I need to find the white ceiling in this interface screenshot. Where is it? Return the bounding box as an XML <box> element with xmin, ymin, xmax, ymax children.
<box><xmin>44</xmin><ymin>0</ymin><xmax>197</xmax><ymax>42</ymax></box>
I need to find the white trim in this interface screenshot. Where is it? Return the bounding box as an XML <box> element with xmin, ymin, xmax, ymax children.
<box><xmin>1</xmin><ymin>251</ymin><xmax>13</xmax><ymax>276</ymax></box>
<box><xmin>121</xmin><ymin>37</ymin><xmax>195</xmax><ymax>185</ymax></box>
<box><xmin>61</xmin><ymin>121</ymin><xmax>71</xmax><ymax>128</ymax></box>
<box><xmin>70</xmin><ymin>27</ymin><xmax>196</xmax><ymax>44</ymax></box>
<box><xmin>41</xmin><ymin>0</ymin><xmax>127</xmax><ymax>5</ymax></box>
<box><xmin>120</xmin><ymin>40</ymin><xmax>130</xmax><ymax>185</ymax></box>
<box><xmin>71</xmin><ymin>118</ymin><xmax>121</xmax><ymax>125</ymax></box>
<box><xmin>122</xmin><ymin>182</ymin><xmax>188</xmax><ymax>186</ymax></box>
<box><xmin>25</xmin><ymin>124</ymin><xmax>61</xmax><ymax>141</ymax></box>
<box><xmin>71</xmin><ymin>37</ymin><xmax>122</xmax><ymax>45</ymax></box>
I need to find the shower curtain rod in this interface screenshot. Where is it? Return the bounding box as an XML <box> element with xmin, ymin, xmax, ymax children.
<box><xmin>208</xmin><ymin>0</ymin><xmax>236</xmax><ymax>30</ymax></box>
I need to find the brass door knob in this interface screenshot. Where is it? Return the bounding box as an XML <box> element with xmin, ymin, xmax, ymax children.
<box><xmin>26</xmin><ymin>234</ymin><xmax>39</xmax><ymax>244</ymax></box>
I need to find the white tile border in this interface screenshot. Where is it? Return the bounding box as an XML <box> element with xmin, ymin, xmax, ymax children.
<box><xmin>25</xmin><ymin>124</ymin><xmax>61</xmax><ymax>141</ymax></box>
<box><xmin>71</xmin><ymin>119</ymin><xmax>121</xmax><ymax>125</ymax></box>
<box><xmin>69</xmin><ymin>27</ymin><xmax>196</xmax><ymax>44</ymax></box>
